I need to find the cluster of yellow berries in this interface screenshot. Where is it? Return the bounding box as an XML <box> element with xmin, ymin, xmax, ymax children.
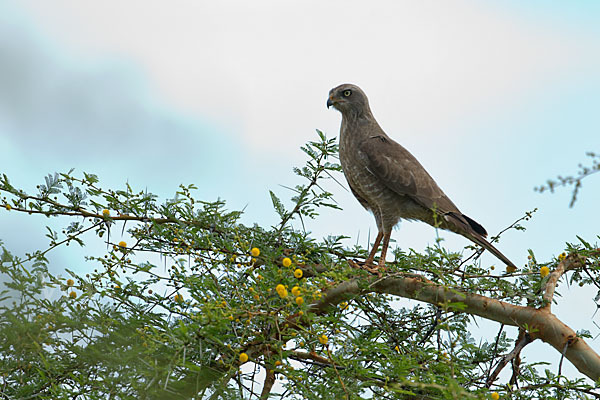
<box><xmin>276</xmin><ymin>284</ymin><xmax>288</xmax><ymax>298</ymax></box>
<box><xmin>318</xmin><ymin>334</ymin><xmax>328</xmax><ymax>345</ymax></box>
<box><xmin>558</xmin><ymin>252</ymin><xmax>567</xmax><ymax>261</ymax></box>
<box><xmin>275</xmin><ymin>284</ymin><xmax>305</xmax><ymax>306</ymax></box>
<box><xmin>292</xmin><ymin>286</ymin><xmax>304</xmax><ymax>305</ymax></box>
<box><xmin>65</xmin><ymin>279</ymin><xmax>77</xmax><ymax>299</ymax></box>
<box><xmin>540</xmin><ymin>266</ymin><xmax>550</xmax><ymax>278</ymax></box>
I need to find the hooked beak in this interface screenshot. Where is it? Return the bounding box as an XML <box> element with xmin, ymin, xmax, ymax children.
<box><xmin>326</xmin><ymin>98</ymin><xmax>334</xmax><ymax>109</ymax></box>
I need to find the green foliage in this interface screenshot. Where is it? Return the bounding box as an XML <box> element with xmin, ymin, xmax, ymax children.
<box><xmin>0</xmin><ymin>131</ymin><xmax>599</xmax><ymax>399</ymax></box>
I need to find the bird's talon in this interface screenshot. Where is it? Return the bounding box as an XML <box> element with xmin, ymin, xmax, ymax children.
<box><xmin>348</xmin><ymin>259</ymin><xmax>385</xmax><ymax>276</ymax></box>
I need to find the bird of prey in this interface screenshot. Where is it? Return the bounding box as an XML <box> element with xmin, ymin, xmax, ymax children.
<box><xmin>327</xmin><ymin>83</ymin><xmax>516</xmax><ymax>272</ymax></box>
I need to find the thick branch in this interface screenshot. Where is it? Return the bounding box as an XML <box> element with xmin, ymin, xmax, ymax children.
<box><xmin>310</xmin><ymin>269</ymin><xmax>600</xmax><ymax>381</ymax></box>
<box><xmin>543</xmin><ymin>254</ymin><xmax>584</xmax><ymax>310</ymax></box>
<box><xmin>259</xmin><ymin>368</ymin><xmax>275</xmax><ymax>400</ymax></box>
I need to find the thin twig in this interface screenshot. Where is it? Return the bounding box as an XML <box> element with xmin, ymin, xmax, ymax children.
<box><xmin>486</xmin><ymin>330</ymin><xmax>532</xmax><ymax>387</ymax></box>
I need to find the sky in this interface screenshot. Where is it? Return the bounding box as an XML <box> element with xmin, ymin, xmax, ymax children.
<box><xmin>1</xmin><ymin>0</ymin><xmax>599</xmax><ymax>384</ymax></box>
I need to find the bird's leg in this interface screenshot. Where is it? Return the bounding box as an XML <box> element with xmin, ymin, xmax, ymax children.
<box><xmin>364</xmin><ymin>232</ymin><xmax>383</xmax><ymax>266</ymax></box>
<box><xmin>377</xmin><ymin>232</ymin><xmax>391</xmax><ymax>269</ymax></box>
<box><xmin>363</xmin><ymin>232</ymin><xmax>390</xmax><ymax>276</ymax></box>
<box><xmin>348</xmin><ymin>232</ymin><xmax>383</xmax><ymax>272</ymax></box>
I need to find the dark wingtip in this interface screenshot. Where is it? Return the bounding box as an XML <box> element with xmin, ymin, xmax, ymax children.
<box><xmin>462</xmin><ymin>214</ymin><xmax>487</xmax><ymax>237</ymax></box>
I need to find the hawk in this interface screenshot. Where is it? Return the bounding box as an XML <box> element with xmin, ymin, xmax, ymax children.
<box><xmin>327</xmin><ymin>83</ymin><xmax>516</xmax><ymax>272</ymax></box>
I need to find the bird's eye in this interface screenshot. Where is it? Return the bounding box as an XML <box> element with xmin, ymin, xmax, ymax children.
<box><xmin>343</xmin><ymin>90</ymin><xmax>352</xmax><ymax>97</ymax></box>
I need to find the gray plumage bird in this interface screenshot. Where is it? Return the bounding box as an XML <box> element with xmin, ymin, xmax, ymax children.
<box><xmin>327</xmin><ymin>83</ymin><xmax>516</xmax><ymax>272</ymax></box>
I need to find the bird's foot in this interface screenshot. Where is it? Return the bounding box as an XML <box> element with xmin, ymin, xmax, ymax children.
<box><xmin>348</xmin><ymin>259</ymin><xmax>385</xmax><ymax>277</ymax></box>
<box><xmin>365</xmin><ymin>263</ymin><xmax>386</xmax><ymax>277</ymax></box>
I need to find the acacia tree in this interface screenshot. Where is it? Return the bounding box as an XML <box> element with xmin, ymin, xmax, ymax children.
<box><xmin>0</xmin><ymin>131</ymin><xmax>599</xmax><ymax>399</ymax></box>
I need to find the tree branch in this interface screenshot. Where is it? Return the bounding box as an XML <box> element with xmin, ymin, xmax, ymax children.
<box><xmin>259</xmin><ymin>368</ymin><xmax>275</xmax><ymax>400</ymax></box>
<box><xmin>309</xmin><ymin>258</ymin><xmax>600</xmax><ymax>381</ymax></box>
<box><xmin>543</xmin><ymin>254</ymin><xmax>583</xmax><ymax>311</ymax></box>
<box><xmin>486</xmin><ymin>329</ymin><xmax>533</xmax><ymax>387</ymax></box>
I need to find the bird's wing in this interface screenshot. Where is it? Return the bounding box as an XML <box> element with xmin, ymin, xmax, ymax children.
<box><xmin>357</xmin><ymin>134</ymin><xmax>460</xmax><ymax>215</ymax></box>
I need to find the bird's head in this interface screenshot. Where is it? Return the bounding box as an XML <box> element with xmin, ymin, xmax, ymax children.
<box><xmin>327</xmin><ymin>84</ymin><xmax>371</xmax><ymax>115</ymax></box>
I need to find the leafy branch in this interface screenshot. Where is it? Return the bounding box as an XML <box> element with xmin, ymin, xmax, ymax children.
<box><xmin>535</xmin><ymin>151</ymin><xmax>600</xmax><ymax>207</ymax></box>
<box><xmin>273</xmin><ymin>129</ymin><xmax>342</xmax><ymax>232</ymax></box>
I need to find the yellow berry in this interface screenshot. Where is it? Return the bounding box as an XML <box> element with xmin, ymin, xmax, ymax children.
<box><xmin>251</xmin><ymin>247</ymin><xmax>260</xmax><ymax>257</ymax></box>
<box><xmin>5</xmin><ymin>204</ymin><xmax>12</xmax><ymax>211</ymax></box>
<box><xmin>118</xmin><ymin>241</ymin><xmax>127</xmax><ymax>248</ymax></box>
<box><xmin>506</xmin><ymin>265</ymin><xmax>517</xmax><ymax>273</ymax></box>
<box><xmin>174</xmin><ymin>294</ymin><xmax>183</xmax><ymax>303</ymax></box>
<box><xmin>228</xmin><ymin>315</ymin><xmax>234</xmax><ymax>320</ymax></box>
<box><xmin>558</xmin><ymin>252</ymin><xmax>566</xmax><ymax>261</ymax></box>
<box><xmin>69</xmin><ymin>291</ymin><xmax>77</xmax><ymax>299</ymax></box>
<box><xmin>291</xmin><ymin>286</ymin><xmax>301</xmax><ymax>296</ymax></box>
<box><xmin>276</xmin><ymin>284</ymin><xmax>288</xmax><ymax>299</ymax></box>
<box><xmin>102</xmin><ymin>209</ymin><xmax>110</xmax><ymax>217</ymax></box>
<box><xmin>294</xmin><ymin>269</ymin><xmax>303</xmax><ymax>279</ymax></box>
<box><xmin>298</xmin><ymin>311</ymin><xmax>303</xmax><ymax>316</ymax></box>
<box><xmin>340</xmin><ymin>302</ymin><xmax>348</xmax><ymax>310</ymax></box>
<box><xmin>295</xmin><ymin>296</ymin><xmax>304</xmax><ymax>306</ymax></box>
<box><xmin>491</xmin><ymin>392</ymin><xmax>500</xmax><ymax>400</ymax></box>
<box><xmin>282</xmin><ymin>257</ymin><xmax>292</xmax><ymax>267</ymax></box>
<box><xmin>540</xmin><ymin>266</ymin><xmax>550</xmax><ymax>278</ymax></box>
<box><xmin>239</xmin><ymin>352</ymin><xmax>249</xmax><ymax>363</ymax></box>
<box><xmin>490</xmin><ymin>266</ymin><xmax>495</xmax><ymax>270</ymax></box>
<box><xmin>66</xmin><ymin>279</ymin><xmax>74</xmax><ymax>287</ymax></box>
<box><xmin>274</xmin><ymin>360</ymin><xmax>282</xmax><ymax>366</ymax></box>
<box><xmin>318</xmin><ymin>334</ymin><xmax>328</xmax><ymax>345</ymax></box>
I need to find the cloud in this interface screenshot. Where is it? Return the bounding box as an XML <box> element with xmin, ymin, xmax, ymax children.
<box><xmin>12</xmin><ymin>0</ymin><xmax>598</xmax><ymax>162</ymax></box>
<box><xmin>0</xmin><ymin>3</ymin><xmax>242</xmax><ymax>190</ymax></box>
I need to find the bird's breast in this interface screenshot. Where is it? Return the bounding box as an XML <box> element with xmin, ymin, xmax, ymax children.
<box><xmin>340</xmin><ymin>142</ymin><xmax>426</xmax><ymax>227</ymax></box>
